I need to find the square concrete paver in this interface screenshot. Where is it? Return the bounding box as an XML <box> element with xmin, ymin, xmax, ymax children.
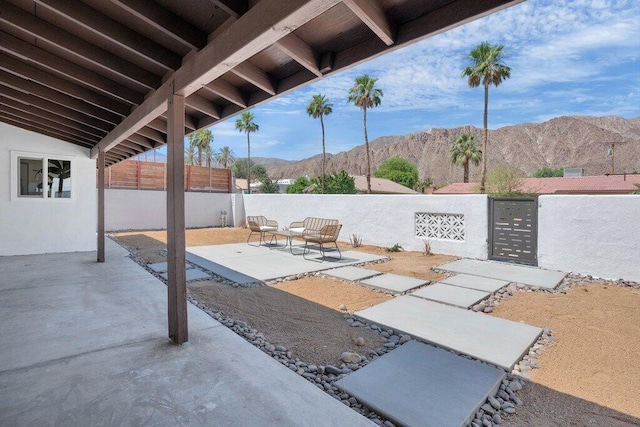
<box><xmin>360</xmin><ymin>274</ymin><xmax>428</xmax><ymax>294</ymax></box>
<box><xmin>438</xmin><ymin>259</ymin><xmax>567</xmax><ymax>289</ymax></box>
<box><xmin>356</xmin><ymin>296</ymin><xmax>542</xmax><ymax>370</ymax></box>
<box><xmin>411</xmin><ymin>283</ymin><xmax>490</xmax><ymax>308</ymax></box>
<box><xmin>148</xmin><ymin>262</ymin><xmax>194</xmax><ymax>273</ymax></box>
<box><xmin>160</xmin><ymin>269</ymin><xmax>211</xmax><ymax>282</ymax></box>
<box><xmin>335</xmin><ymin>341</ymin><xmax>505</xmax><ymax>427</ymax></box>
<box><xmin>441</xmin><ymin>274</ymin><xmax>509</xmax><ymax>293</ymax></box>
<box><xmin>323</xmin><ymin>266</ymin><xmax>383</xmax><ymax>281</ymax></box>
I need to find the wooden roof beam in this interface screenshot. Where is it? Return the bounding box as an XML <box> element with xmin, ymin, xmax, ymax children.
<box><xmin>0</xmin><ymin>84</ymin><xmax>113</xmax><ymax>133</ymax></box>
<box><xmin>0</xmin><ymin>31</ymin><xmax>143</xmax><ymax>106</ymax></box>
<box><xmin>0</xmin><ymin>115</ymin><xmax>95</xmax><ymax>148</ymax></box>
<box><xmin>0</xmin><ymin>110</ymin><xmax>95</xmax><ymax>147</ymax></box>
<box><xmin>207</xmin><ymin>0</ymin><xmax>247</xmax><ymax>19</ymax></box>
<box><xmin>0</xmin><ymin>53</ymin><xmax>130</xmax><ymax>117</ymax></box>
<box><xmin>275</xmin><ymin>33</ymin><xmax>322</xmax><ymax>77</ymax></box>
<box><xmin>230</xmin><ymin>61</ymin><xmax>276</xmax><ymax>95</ymax></box>
<box><xmin>343</xmin><ymin>0</ymin><xmax>395</xmax><ymax>46</ymax></box>
<box><xmin>0</xmin><ymin>95</ymin><xmax>107</xmax><ymax>139</ymax></box>
<box><xmin>109</xmin><ymin>0</ymin><xmax>208</xmax><ymax>52</ymax></box>
<box><xmin>203</xmin><ymin>81</ymin><xmax>246</xmax><ymax>109</ymax></box>
<box><xmin>0</xmin><ymin>0</ymin><xmax>160</xmax><ymax>92</ymax></box>
<box><xmin>0</xmin><ymin>70</ymin><xmax>121</xmax><ymax>125</ymax></box>
<box><xmin>126</xmin><ymin>133</ymin><xmax>156</xmax><ymax>149</ymax></box>
<box><xmin>34</xmin><ymin>0</ymin><xmax>181</xmax><ymax>72</ymax></box>
<box><xmin>91</xmin><ymin>0</ymin><xmax>341</xmax><ymax>158</ymax></box>
<box><xmin>118</xmin><ymin>140</ymin><xmax>147</xmax><ymax>153</ymax></box>
<box><xmin>136</xmin><ymin>127</ymin><xmax>166</xmax><ymax>145</ymax></box>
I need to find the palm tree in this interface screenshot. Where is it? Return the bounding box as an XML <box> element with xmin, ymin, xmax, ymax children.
<box><xmin>215</xmin><ymin>146</ymin><xmax>236</xmax><ymax>169</ymax></box>
<box><xmin>462</xmin><ymin>42</ymin><xmax>511</xmax><ymax>193</ymax></box>
<box><xmin>450</xmin><ymin>134</ymin><xmax>482</xmax><ymax>183</ymax></box>
<box><xmin>184</xmin><ymin>143</ymin><xmax>197</xmax><ymax>166</ymax></box>
<box><xmin>348</xmin><ymin>74</ymin><xmax>383</xmax><ymax>194</ymax></box>
<box><xmin>188</xmin><ymin>129</ymin><xmax>214</xmax><ymax>166</ymax></box>
<box><xmin>235</xmin><ymin>111</ymin><xmax>259</xmax><ymax>194</ymax></box>
<box><xmin>306</xmin><ymin>94</ymin><xmax>333</xmax><ymax>194</ymax></box>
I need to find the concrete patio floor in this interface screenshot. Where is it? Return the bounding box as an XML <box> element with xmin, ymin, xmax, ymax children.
<box><xmin>0</xmin><ymin>240</ymin><xmax>373</xmax><ymax>426</ymax></box>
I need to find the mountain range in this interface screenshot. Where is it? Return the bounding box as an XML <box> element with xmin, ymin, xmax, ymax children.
<box><xmin>262</xmin><ymin>115</ymin><xmax>640</xmax><ymax>186</ymax></box>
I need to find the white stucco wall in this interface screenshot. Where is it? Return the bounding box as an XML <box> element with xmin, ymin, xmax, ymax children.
<box><xmin>538</xmin><ymin>195</ymin><xmax>640</xmax><ymax>281</ymax></box>
<box><xmin>0</xmin><ymin>123</ymin><xmax>96</xmax><ymax>255</ymax></box>
<box><xmin>105</xmin><ymin>189</ymin><xmax>233</xmax><ymax>231</ymax></box>
<box><xmin>242</xmin><ymin>194</ymin><xmax>489</xmax><ymax>258</ymax></box>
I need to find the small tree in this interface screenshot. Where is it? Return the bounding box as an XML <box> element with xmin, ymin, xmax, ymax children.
<box><xmin>324</xmin><ymin>171</ymin><xmax>357</xmax><ymax>194</ymax></box>
<box><xmin>374</xmin><ymin>157</ymin><xmax>419</xmax><ymax>189</ymax></box>
<box><xmin>232</xmin><ymin>159</ymin><xmax>268</xmax><ymax>180</ymax></box>
<box><xmin>287</xmin><ymin>176</ymin><xmax>317</xmax><ymax>194</ymax></box>
<box><xmin>484</xmin><ymin>167</ymin><xmax>526</xmax><ymax>197</ymax></box>
<box><xmin>449</xmin><ymin>134</ymin><xmax>482</xmax><ymax>183</ymax></box>
<box><xmin>260</xmin><ymin>177</ymin><xmax>280</xmax><ymax>194</ymax></box>
<box><xmin>632</xmin><ymin>183</ymin><xmax>640</xmax><ymax>195</ymax></box>
<box><xmin>415</xmin><ymin>177</ymin><xmax>434</xmax><ymax>192</ymax></box>
<box><xmin>533</xmin><ymin>167</ymin><xmax>563</xmax><ymax>178</ymax></box>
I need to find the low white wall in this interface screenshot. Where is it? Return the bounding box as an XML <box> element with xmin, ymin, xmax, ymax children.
<box><xmin>0</xmin><ymin>123</ymin><xmax>96</xmax><ymax>255</ymax></box>
<box><xmin>105</xmin><ymin>189</ymin><xmax>232</xmax><ymax>231</ymax></box>
<box><xmin>242</xmin><ymin>194</ymin><xmax>489</xmax><ymax>258</ymax></box>
<box><xmin>538</xmin><ymin>195</ymin><xmax>640</xmax><ymax>281</ymax></box>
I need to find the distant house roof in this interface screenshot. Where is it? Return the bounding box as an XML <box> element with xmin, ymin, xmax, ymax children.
<box><xmin>434</xmin><ymin>175</ymin><xmax>640</xmax><ymax>195</ymax></box>
<box><xmin>350</xmin><ymin>175</ymin><xmax>419</xmax><ymax>194</ymax></box>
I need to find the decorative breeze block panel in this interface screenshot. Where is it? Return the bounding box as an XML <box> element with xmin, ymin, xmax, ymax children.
<box><xmin>415</xmin><ymin>213</ymin><xmax>465</xmax><ymax>241</ymax></box>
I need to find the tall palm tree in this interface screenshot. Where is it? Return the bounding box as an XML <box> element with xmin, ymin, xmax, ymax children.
<box><xmin>188</xmin><ymin>129</ymin><xmax>214</xmax><ymax>166</ymax></box>
<box><xmin>215</xmin><ymin>146</ymin><xmax>236</xmax><ymax>169</ymax></box>
<box><xmin>184</xmin><ymin>143</ymin><xmax>197</xmax><ymax>166</ymax></box>
<box><xmin>462</xmin><ymin>42</ymin><xmax>511</xmax><ymax>193</ymax></box>
<box><xmin>306</xmin><ymin>94</ymin><xmax>333</xmax><ymax>194</ymax></box>
<box><xmin>347</xmin><ymin>74</ymin><xmax>383</xmax><ymax>194</ymax></box>
<box><xmin>450</xmin><ymin>133</ymin><xmax>482</xmax><ymax>183</ymax></box>
<box><xmin>235</xmin><ymin>111</ymin><xmax>259</xmax><ymax>194</ymax></box>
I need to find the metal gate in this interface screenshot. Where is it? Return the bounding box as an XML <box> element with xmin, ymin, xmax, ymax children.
<box><xmin>488</xmin><ymin>198</ymin><xmax>538</xmax><ymax>266</ymax></box>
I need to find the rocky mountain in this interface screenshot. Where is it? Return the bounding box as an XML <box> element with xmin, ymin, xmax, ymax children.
<box><xmin>265</xmin><ymin>115</ymin><xmax>640</xmax><ymax>186</ymax></box>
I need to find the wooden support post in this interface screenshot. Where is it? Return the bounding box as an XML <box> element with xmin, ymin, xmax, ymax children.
<box><xmin>97</xmin><ymin>150</ymin><xmax>105</xmax><ymax>263</ymax></box>
<box><xmin>166</xmin><ymin>84</ymin><xmax>188</xmax><ymax>344</ymax></box>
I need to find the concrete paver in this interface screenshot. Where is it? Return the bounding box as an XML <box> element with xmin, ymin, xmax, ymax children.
<box><xmin>148</xmin><ymin>261</ymin><xmax>194</xmax><ymax>273</ymax></box>
<box><xmin>411</xmin><ymin>283</ymin><xmax>490</xmax><ymax>308</ymax></box>
<box><xmin>438</xmin><ymin>259</ymin><xmax>567</xmax><ymax>289</ymax></box>
<box><xmin>441</xmin><ymin>274</ymin><xmax>509</xmax><ymax>293</ymax></box>
<box><xmin>335</xmin><ymin>341</ymin><xmax>505</xmax><ymax>427</ymax></box>
<box><xmin>356</xmin><ymin>296</ymin><xmax>542</xmax><ymax>370</ymax></box>
<box><xmin>359</xmin><ymin>273</ymin><xmax>428</xmax><ymax>294</ymax></box>
<box><xmin>187</xmin><ymin>243</ymin><xmax>386</xmax><ymax>283</ymax></box>
<box><xmin>160</xmin><ymin>268</ymin><xmax>211</xmax><ymax>282</ymax></box>
<box><xmin>0</xmin><ymin>239</ymin><xmax>373</xmax><ymax>426</ymax></box>
<box><xmin>323</xmin><ymin>266</ymin><xmax>383</xmax><ymax>281</ymax></box>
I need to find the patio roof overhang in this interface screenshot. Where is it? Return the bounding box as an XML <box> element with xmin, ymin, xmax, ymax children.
<box><xmin>0</xmin><ymin>0</ymin><xmax>524</xmax><ymax>166</ymax></box>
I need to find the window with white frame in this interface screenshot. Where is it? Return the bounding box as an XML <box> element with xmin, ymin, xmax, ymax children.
<box><xmin>15</xmin><ymin>154</ymin><xmax>72</xmax><ymax>199</ymax></box>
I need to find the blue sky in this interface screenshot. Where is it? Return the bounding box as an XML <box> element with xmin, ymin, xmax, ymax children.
<box><xmin>196</xmin><ymin>0</ymin><xmax>640</xmax><ymax>161</ymax></box>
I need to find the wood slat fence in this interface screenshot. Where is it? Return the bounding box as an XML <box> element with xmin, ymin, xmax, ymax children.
<box><xmin>98</xmin><ymin>160</ymin><xmax>232</xmax><ymax>193</ymax></box>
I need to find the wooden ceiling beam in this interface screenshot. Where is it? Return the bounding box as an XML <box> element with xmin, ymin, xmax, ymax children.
<box><xmin>186</xmin><ymin>93</ymin><xmax>223</xmax><ymax>118</ymax></box>
<box><xmin>230</xmin><ymin>61</ymin><xmax>276</xmax><ymax>95</ymax></box>
<box><xmin>0</xmin><ymin>53</ymin><xmax>130</xmax><ymax>117</ymax></box>
<box><xmin>107</xmin><ymin>0</ymin><xmax>208</xmax><ymax>52</ymax></box>
<box><xmin>0</xmin><ymin>114</ymin><xmax>93</xmax><ymax>148</ymax></box>
<box><xmin>275</xmin><ymin>34</ymin><xmax>322</xmax><ymax>77</ymax></box>
<box><xmin>110</xmin><ymin>145</ymin><xmax>138</xmax><ymax>157</ymax></box>
<box><xmin>126</xmin><ymin>133</ymin><xmax>156</xmax><ymax>149</ymax></box>
<box><xmin>203</xmin><ymin>81</ymin><xmax>246</xmax><ymax>109</ymax></box>
<box><xmin>0</xmin><ymin>95</ymin><xmax>107</xmax><ymax>139</ymax></box>
<box><xmin>34</xmin><ymin>0</ymin><xmax>181</xmax><ymax>72</ymax></box>
<box><xmin>0</xmin><ymin>111</ymin><xmax>95</xmax><ymax>147</ymax></box>
<box><xmin>343</xmin><ymin>0</ymin><xmax>395</xmax><ymax>46</ymax></box>
<box><xmin>118</xmin><ymin>140</ymin><xmax>145</xmax><ymax>153</ymax></box>
<box><xmin>0</xmin><ymin>84</ymin><xmax>113</xmax><ymax>133</ymax></box>
<box><xmin>207</xmin><ymin>0</ymin><xmax>247</xmax><ymax>19</ymax></box>
<box><xmin>91</xmin><ymin>0</ymin><xmax>341</xmax><ymax>157</ymax></box>
<box><xmin>0</xmin><ymin>31</ymin><xmax>143</xmax><ymax>106</ymax></box>
<box><xmin>0</xmin><ymin>104</ymin><xmax>98</xmax><ymax>146</ymax></box>
<box><xmin>0</xmin><ymin>0</ymin><xmax>160</xmax><ymax>91</ymax></box>
<box><xmin>0</xmin><ymin>70</ymin><xmax>121</xmax><ymax>125</ymax></box>
<box><xmin>136</xmin><ymin>127</ymin><xmax>166</xmax><ymax>145</ymax></box>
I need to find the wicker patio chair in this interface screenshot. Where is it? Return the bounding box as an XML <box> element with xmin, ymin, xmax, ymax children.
<box><xmin>246</xmin><ymin>216</ymin><xmax>278</xmax><ymax>247</ymax></box>
<box><xmin>302</xmin><ymin>224</ymin><xmax>342</xmax><ymax>261</ymax></box>
<box><xmin>289</xmin><ymin>217</ymin><xmax>339</xmax><ymax>236</ymax></box>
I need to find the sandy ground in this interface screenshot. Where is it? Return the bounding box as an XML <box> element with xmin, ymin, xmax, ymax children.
<box><xmin>493</xmin><ymin>284</ymin><xmax>640</xmax><ymax>426</ymax></box>
<box><xmin>113</xmin><ymin>227</ymin><xmax>640</xmax><ymax>425</ymax></box>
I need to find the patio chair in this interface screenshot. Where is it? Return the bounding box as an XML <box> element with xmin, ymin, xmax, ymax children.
<box><xmin>246</xmin><ymin>216</ymin><xmax>278</xmax><ymax>247</ymax></box>
<box><xmin>289</xmin><ymin>217</ymin><xmax>339</xmax><ymax>235</ymax></box>
<box><xmin>302</xmin><ymin>224</ymin><xmax>342</xmax><ymax>261</ymax></box>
